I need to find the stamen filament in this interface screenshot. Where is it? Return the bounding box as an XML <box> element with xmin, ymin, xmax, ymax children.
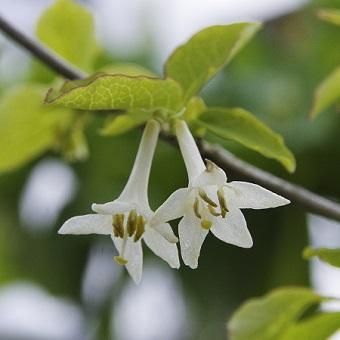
<box><xmin>193</xmin><ymin>198</ymin><xmax>202</xmax><ymax>218</ymax></box>
<box><xmin>114</xmin><ymin>233</ymin><xmax>129</xmax><ymax>265</ymax></box>
<box><xmin>217</xmin><ymin>189</ymin><xmax>229</xmax><ymax>213</ymax></box>
<box><xmin>199</xmin><ymin>189</ymin><xmax>217</xmax><ymax>207</ymax></box>
<box><xmin>134</xmin><ymin>216</ymin><xmax>145</xmax><ymax>242</ymax></box>
<box><xmin>208</xmin><ymin>205</ymin><xmax>221</xmax><ymax>217</ymax></box>
<box><xmin>113</xmin><ymin>214</ymin><xmax>125</xmax><ymax>238</ymax></box>
<box><xmin>127</xmin><ymin>210</ymin><xmax>137</xmax><ymax>236</ymax></box>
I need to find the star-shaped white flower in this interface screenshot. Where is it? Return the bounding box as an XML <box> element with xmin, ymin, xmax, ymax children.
<box><xmin>58</xmin><ymin>120</ymin><xmax>179</xmax><ymax>283</ymax></box>
<box><xmin>152</xmin><ymin>120</ymin><xmax>290</xmax><ymax>269</ymax></box>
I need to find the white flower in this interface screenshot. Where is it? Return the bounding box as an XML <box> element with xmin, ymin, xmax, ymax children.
<box><xmin>58</xmin><ymin>120</ymin><xmax>179</xmax><ymax>283</ymax></box>
<box><xmin>152</xmin><ymin>120</ymin><xmax>290</xmax><ymax>269</ymax></box>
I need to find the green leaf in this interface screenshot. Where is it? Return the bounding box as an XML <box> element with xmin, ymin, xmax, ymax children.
<box><xmin>165</xmin><ymin>23</ymin><xmax>262</xmax><ymax>100</ymax></box>
<box><xmin>101</xmin><ymin>112</ymin><xmax>150</xmax><ymax>136</ymax></box>
<box><xmin>197</xmin><ymin>107</ymin><xmax>295</xmax><ymax>172</ymax></box>
<box><xmin>36</xmin><ymin>0</ymin><xmax>97</xmax><ymax>70</ymax></box>
<box><xmin>310</xmin><ymin>67</ymin><xmax>340</xmax><ymax>119</ymax></box>
<box><xmin>303</xmin><ymin>247</ymin><xmax>340</xmax><ymax>268</ymax></box>
<box><xmin>280</xmin><ymin>313</ymin><xmax>340</xmax><ymax>340</ymax></box>
<box><xmin>0</xmin><ymin>86</ymin><xmax>71</xmax><ymax>172</ymax></box>
<box><xmin>227</xmin><ymin>287</ymin><xmax>323</xmax><ymax>340</ymax></box>
<box><xmin>317</xmin><ymin>8</ymin><xmax>340</xmax><ymax>26</ymax></box>
<box><xmin>46</xmin><ymin>73</ymin><xmax>183</xmax><ymax>113</ymax></box>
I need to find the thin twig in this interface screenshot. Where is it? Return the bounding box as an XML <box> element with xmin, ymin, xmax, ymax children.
<box><xmin>1</xmin><ymin>14</ymin><xmax>340</xmax><ymax>221</ymax></box>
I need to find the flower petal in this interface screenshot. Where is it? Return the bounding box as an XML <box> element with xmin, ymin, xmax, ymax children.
<box><xmin>113</xmin><ymin>236</ymin><xmax>143</xmax><ymax>284</ymax></box>
<box><xmin>211</xmin><ymin>207</ymin><xmax>253</xmax><ymax>248</ymax></box>
<box><xmin>227</xmin><ymin>181</ymin><xmax>290</xmax><ymax>209</ymax></box>
<box><xmin>91</xmin><ymin>201</ymin><xmax>133</xmax><ymax>215</ymax></box>
<box><xmin>152</xmin><ymin>188</ymin><xmax>188</xmax><ymax>225</ymax></box>
<box><xmin>192</xmin><ymin>160</ymin><xmax>227</xmax><ymax>188</ymax></box>
<box><xmin>118</xmin><ymin>120</ymin><xmax>160</xmax><ymax>208</ymax></box>
<box><xmin>179</xmin><ymin>213</ymin><xmax>209</xmax><ymax>269</ymax></box>
<box><xmin>151</xmin><ymin>223</ymin><xmax>178</xmax><ymax>243</ymax></box>
<box><xmin>143</xmin><ymin>225</ymin><xmax>180</xmax><ymax>269</ymax></box>
<box><xmin>58</xmin><ymin>214</ymin><xmax>112</xmax><ymax>235</ymax></box>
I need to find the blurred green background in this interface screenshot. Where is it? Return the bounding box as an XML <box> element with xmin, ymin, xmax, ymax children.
<box><xmin>0</xmin><ymin>0</ymin><xmax>340</xmax><ymax>339</ymax></box>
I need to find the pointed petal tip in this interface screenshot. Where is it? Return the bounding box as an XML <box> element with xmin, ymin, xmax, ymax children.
<box><xmin>57</xmin><ymin>226</ymin><xmax>66</xmax><ymax>234</ymax></box>
<box><xmin>241</xmin><ymin>238</ymin><xmax>254</xmax><ymax>249</ymax></box>
<box><xmin>281</xmin><ymin>197</ymin><xmax>291</xmax><ymax>206</ymax></box>
<box><xmin>173</xmin><ymin>262</ymin><xmax>181</xmax><ymax>269</ymax></box>
<box><xmin>57</xmin><ymin>221</ymin><xmax>72</xmax><ymax>235</ymax></box>
<box><xmin>187</xmin><ymin>262</ymin><xmax>198</xmax><ymax>269</ymax></box>
<box><xmin>132</xmin><ymin>276</ymin><xmax>142</xmax><ymax>285</ymax></box>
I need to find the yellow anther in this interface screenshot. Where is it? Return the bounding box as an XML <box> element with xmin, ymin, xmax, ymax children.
<box><xmin>127</xmin><ymin>210</ymin><xmax>137</xmax><ymax>236</ymax></box>
<box><xmin>134</xmin><ymin>215</ymin><xmax>145</xmax><ymax>242</ymax></box>
<box><xmin>193</xmin><ymin>198</ymin><xmax>202</xmax><ymax>218</ymax></box>
<box><xmin>208</xmin><ymin>205</ymin><xmax>221</xmax><ymax>217</ymax></box>
<box><xmin>217</xmin><ymin>189</ymin><xmax>228</xmax><ymax>213</ymax></box>
<box><xmin>201</xmin><ymin>219</ymin><xmax>212</xmax><ymax>230</ymax></box>
<box><xmin>112</xmin><ymin>214</ymin><xmax>125</xmax><ymax>238</ymax></box>
<box><xmin>199</xmin><ymin>189</ymin><xmax>217</xmax><ymax>207</ymax></box>
<box><xmin>114</xmin><ymin>255</ymin><xmax>128</xmax><ymax>265</ymax></box>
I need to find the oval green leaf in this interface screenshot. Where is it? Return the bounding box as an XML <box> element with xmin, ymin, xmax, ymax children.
<box><xmin>46</xmin><ymin>73</ymin><xmax>183</xmax><ymax>113</ymax></box>
<box><xmin>197</xmin><ymin>107</ymin><xmax>296</xmax><ymax>172</ymax></box>
<box><xmin>310</xmin><ymin>67</ymin><xmax>340</xmax><ymax>119</ymax></box>
<box><xmin>165</xmin><ymin>23</ymin><xmax>262</xmax><ymax>100</ymax></box>
<box><xmin>303</xmin><ymin>247</ymin><xmax>340</xmax><ymax>268</ymax></box>
<box><xmin>227</xmin><ymin>287</ymin><xmax>323</xmax><ymax>340</ymax></box>
<box><xmin>36</xmin><ymin>0</ymin><xmax>97</xmax><ymax>70</ymax></box>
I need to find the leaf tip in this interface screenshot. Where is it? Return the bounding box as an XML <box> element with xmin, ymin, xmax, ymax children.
<box><xmin>44</xmin><ymin>87</ymin><xmax>55</xmax><ymax>104</ymax></box>
<box><xmin>287</xmin><ymin>156</ymin><xmax>297</xmax><ymax>173</ymax></box>
<box><xmin>302</xmin><ymin>246</ymin><xmax>313</xmax><ymax>260</ymax></box>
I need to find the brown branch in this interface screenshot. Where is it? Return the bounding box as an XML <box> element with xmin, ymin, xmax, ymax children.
<box><xmin>1</xmin><ymin>14</ymin><xmax>340</xmax><ymax>221</ymax></box>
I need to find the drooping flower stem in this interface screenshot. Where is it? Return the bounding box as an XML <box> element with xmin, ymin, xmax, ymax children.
<box><xmin>119</xmin><ymin>119</ymin><xmax>160</xmax><ymax>205</ymax></box>
<box><xmin>175</xmin><ymin>120</ymin><xmax>205</xmax><ymax>181</ymax></box>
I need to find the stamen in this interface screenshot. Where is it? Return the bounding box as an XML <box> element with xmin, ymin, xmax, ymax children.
<box><xmin>114</xmin><ymin>255</ymin><xmax>128</xmax><ymax>265</ymax></box>
<box><xmin>217</xmin><ymin>189</ymin><xmax>229</xmax><ymax>213</ymax></box>
<box><xmin>127</xmin><ymin>210</ymin><xmax>137</xmax><ymax>236</ymax></box>
<box><xmin>199</xmin><ymin>189</ymin><xmax>217</xmax><ymax>207</ymax></box>
<box><xmin>193</xmin><ymin>198</ymin><xmax>202</xmax><ymax>218</ymax></box>
<box><xmin>221</xmin><ymin>209</ymin><xmax>228</xmax><ymax>218</ymax></box>
<box><xmin>134</xmin><ymin>215</ymin><xmax>145</xmax><ymax>242</ymax></box>
<box><xmin>201</xmin><ymin>219</ymin><xmax>212</xmax><ymax>230</ymax></box>
<box><xmin>208</xmin><ymin>205</ymin><xmax>221</xmax><ymax>217</ymax></box>
<box><xmin>112</xmin><ymin>214</ymin><xmax>125</xmax><ymax>238</ymax></box>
